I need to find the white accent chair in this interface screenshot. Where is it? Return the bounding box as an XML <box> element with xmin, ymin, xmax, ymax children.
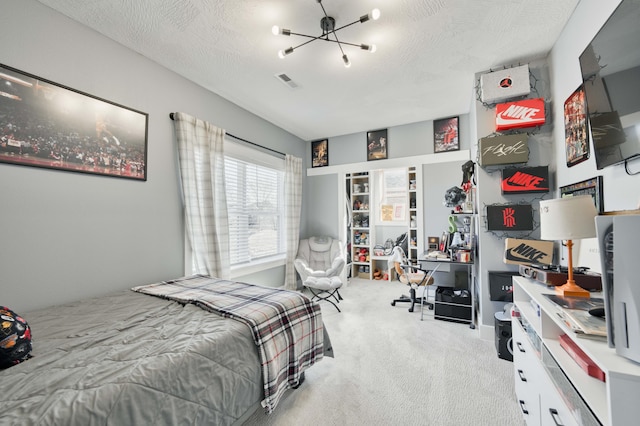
<box><xmin>294</xmin><ymin>236</ymin><xmax>346</xmax><ymax>312</ymax></box>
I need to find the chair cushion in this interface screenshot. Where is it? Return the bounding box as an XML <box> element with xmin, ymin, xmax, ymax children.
<box><xmin>303</xmin><ymin>276</ymin><xmax>343</xmax><ymax>291</ymax></box>
<box><xmin>308</xmin><ymin>236</ymin><xmax>332</xmax><ymax>252</ymax></box>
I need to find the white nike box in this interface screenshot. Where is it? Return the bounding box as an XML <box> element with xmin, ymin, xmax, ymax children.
<box><xmin>480</xmin><ymin>64</ymin><xmax>530</xmax><ymax>104</ymax></box>
<box><xmin>503</xmin><ymin>238</ymin><xmax>553</xmax><ymax>265</ymax></box>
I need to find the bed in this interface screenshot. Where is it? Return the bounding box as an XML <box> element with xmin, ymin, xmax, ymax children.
<box><xmin>0</xmin><ymin>275</ymin><xmax>331</xmax><ymax>425</ymax></box>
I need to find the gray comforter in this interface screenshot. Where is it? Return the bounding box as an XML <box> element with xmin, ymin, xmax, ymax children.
<box><xmin>0</xmin><ymin>290</ymin><xmax>263</xmax><ymax>425</ymax></box>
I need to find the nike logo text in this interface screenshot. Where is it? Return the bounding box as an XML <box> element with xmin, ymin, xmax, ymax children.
<box><xmin>505</xmin><ymin>243</ymin><xmax>547</xmax><ymax>263</ymax></box>
<box><xmin>502</xmin><ymin>171</ymin><xmax>548</xmax><ymax>192</ymax></box>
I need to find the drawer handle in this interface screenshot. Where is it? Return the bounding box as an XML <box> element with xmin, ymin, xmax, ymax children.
<box><xmin>517</xmin><ymin>369</ymin><xmax>527</xmax><ymax>382</ymax></box>
<box><xmin>516</xmin><ymin>341</ymin><xmax>526</xmax><ymax>353</ymax></box>
<box><xmin>519</xmin><ymin>400</ymin><xmax>529</xmax><ymax>415</ymax></box>
<box><xmin>549</xmin><ymin>408</ymin><xmax>564</xmax><ymax>426</ymax></box>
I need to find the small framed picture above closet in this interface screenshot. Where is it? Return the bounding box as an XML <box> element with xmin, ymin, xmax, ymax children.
<box><xmin>366</xmin><ymin>129</ymin><xmax>387</xmax><ymax>161</ymax></box>
<box><xmin>434</xmin><ymin>116</ymin><xmax>459</xmax><ymax>153</ymax></box>
<box><xmin>311</xmin><ymin>139</ymin><xmax>328</xmax><ymax>168</ymax></box>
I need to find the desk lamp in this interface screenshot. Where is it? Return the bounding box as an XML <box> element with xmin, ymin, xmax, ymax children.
<box><xmin>539</xmin><ymin>195</ymin><xmax>597</xmax><ymax>298</ymax></box>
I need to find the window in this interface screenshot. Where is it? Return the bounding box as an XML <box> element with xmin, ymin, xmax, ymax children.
<box><xmin>224</xmin><ymin>141</ymin><xmax>285</xmax><ymax>269</ymax></box>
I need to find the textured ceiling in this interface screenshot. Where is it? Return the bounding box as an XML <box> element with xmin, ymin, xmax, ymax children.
<box><xmin>36</xmin><ymin>0</ymin><xmax>580</xmax><ymax>141</ymax></box>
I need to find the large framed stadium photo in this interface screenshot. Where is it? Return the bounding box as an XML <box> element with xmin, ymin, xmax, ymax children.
<box><xmin>0</xmin><ymin>63</ymin><xmax>148</xmax><ymax>181</ymax></box>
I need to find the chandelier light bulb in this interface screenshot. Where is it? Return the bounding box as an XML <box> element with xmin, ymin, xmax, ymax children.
<box><xmin>278</xmin><ymin>47</ymin><xmax>294</xmax><ymax>59</ymax></box>
<box><xmin>360</xmin><ymin>8</ymin><xmax>381</xmax><ymax>23</ymax></box>
<box><xmin>272</xmin><ymin>26</ymin><xmax>291</xmax><ymax>36</ymax></box>
<box><xmin>342</xmin><ymin>54</ymin><xmax>351</xmax><ymax>68</ymax></box>
<box><xmin>361</xmin><ymin>44</ymin><xmax>377</xmax><ymax>53</ymax></box>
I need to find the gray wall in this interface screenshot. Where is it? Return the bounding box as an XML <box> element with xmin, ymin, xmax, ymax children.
<box><xmin>0</xmin><ymin>0</ymin><xmax>304</xmax><ymax>313</ymax></box>
<box><xmin>304</xmin><ymin>116</ymin><xmax>472</xmax><ymax>240</ymax></box>
<box><xmin>472</xmin><ymin>59</ymin><xmax>555</xmax><ymax>336</ymax></box>
<box><xmin>470</xmin><ymin>0</ymin><xmax>640</xmax><ymax>338</ymax></box>
<box><xmin>550</xmin><ymin>0</ymin><xmax>639</xmax><ymax>212</ymax></box>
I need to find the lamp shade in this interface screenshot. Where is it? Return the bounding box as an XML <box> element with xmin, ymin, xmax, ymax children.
<box><xmin>539</xmin><ymin>195</ymin><xmax>597</xmax><ymax>241</ymax></box>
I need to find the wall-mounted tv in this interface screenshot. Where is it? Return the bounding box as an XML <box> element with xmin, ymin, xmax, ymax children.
<box><xmin>579</xmin><ymin>0</ymin><xmax>640</xmax><ymax>170</ymax></box>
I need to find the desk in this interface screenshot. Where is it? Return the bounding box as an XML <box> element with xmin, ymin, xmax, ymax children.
<box><xmin>419</xmin><ymin>258</ymin><xmax>475</xmax><ymax>329</ymax></box>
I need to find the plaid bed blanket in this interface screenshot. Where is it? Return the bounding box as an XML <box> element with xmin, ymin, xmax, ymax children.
<box><xmin>132</xmin><ymin>275</ymin><xmax>324</xmax><ymax>413</ymax></box>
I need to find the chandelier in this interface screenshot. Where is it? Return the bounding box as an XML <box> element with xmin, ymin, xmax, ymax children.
<box><xmin>272</xmin><ymin>0</ymin><xmax>381</xmax><ymax>68</ymax></box>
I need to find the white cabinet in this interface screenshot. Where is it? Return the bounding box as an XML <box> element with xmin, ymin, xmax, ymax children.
<box><xmin>407</xmin><ymin>166</ymin><xmax>422</xmax><ymax>264</ymax></box>
<box><xmin>512</xmin><ymin>276</ymin><xmax>640</xmax><ymax>426</ymax></box>
<box><xmin>345</xmin><ymin>167</ymin><xmax>423</xmax><ymax>280</ymax></box>
<box><xmin>512</xmin><ymin>319</ymin><xmax>542</xmax><ymax>426</ymax></box>
<box><xmin>347</xmin><ymin>172</ymin><xmax>371</xmax><ymax>279</ymax></box>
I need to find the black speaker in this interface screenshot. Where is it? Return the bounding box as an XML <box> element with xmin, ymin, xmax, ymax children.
<box><xmin>494</xmin><ymin>312</ymin><xmax>513</xmax><ymax>362</ymax></box>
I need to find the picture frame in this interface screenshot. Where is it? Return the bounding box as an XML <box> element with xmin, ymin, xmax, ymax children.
<box><xmin>366</xmin><ymin>128</ymin><xmax>388</xmax><ymax>161</ymax></box>
<box><xmin>311</xmin><ymin>139</ymin><xmax>328</xmax><ymax>168</ymax></box>
<box><xmin>0</xmin><ymin>63</ymin><xmax>148</xmax><ymax>181</ymax></box>
<box><xmin>560</xmin><ymin>176</ymin><xmax>604</xmax><ymax>213</ymax></box>
<box><xmin>564</xmin><ymin>84</ymin><xmax>590</xmax><ymax>167</ymax></box>
<box><xmin>434</xmin><ymin>116</ymin><xmax>460</xmax><ymax>153</ymax></box>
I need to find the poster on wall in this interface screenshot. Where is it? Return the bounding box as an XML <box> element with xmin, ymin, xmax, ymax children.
<box><xmin>379</xmin><ymin>168</ymin><xmax>407</xmax><ymax>222</ymax></box>
<box><xmin>560</xmin><ymin>176</ymin><xmax>604</xmax><ymax>213</ymax></box>
<box><xmin>433</xmin><ymin>116</ymin><xmax>459</xmax><ymax>153</ymax></box>
<box><xmin>564</xmin><ymin>84</ymin><xmax>590</xmax><ymax>167</ymax></box>
<box><xmin>367</xmin><ymin>128</ymin><xmax>388</xmax><ymax>161</ymax></box>
<box><xmin>311</xmin><ymin>139</ymin><xmax>328</xmax><ymax>167</ymax></box>
<box><xmin>0</xmin><ymin>63</ymin><xmax>148</xmax><ymax>180</ymax></box>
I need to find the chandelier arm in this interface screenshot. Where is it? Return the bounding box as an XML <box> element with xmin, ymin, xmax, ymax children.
<box><xmin>316</xmin><ymin>0</ymin><xmax>347</xmax><ymax>55</ymax></box>
<box><xmin>290</xmin><ymin>37</ymin><xmax>322</xmax><ymax>51</ymax></box>
<box><xmin>329</xmin><ymin>20</ymin><xmax>361</xmax><ymax>34</ymax></box>
<box><xmin>289</xmin><ymin>32</ymin><xmax>365</xmax><ymax>50</ymax></box>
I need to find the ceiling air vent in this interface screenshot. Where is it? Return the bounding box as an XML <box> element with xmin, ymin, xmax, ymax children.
<box><xmin>275</xmin><ymin>73</ymin><xmax>298</xmax><ymax>89</ymax></box>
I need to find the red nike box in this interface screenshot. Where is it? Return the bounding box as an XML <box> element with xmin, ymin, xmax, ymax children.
<box><xmin>501</xmin><ymin>166</ymin><xmax>550</xmax><ymax>194</ymax></box>
<box><xmin>495</xmin><ymin>98</ymin><xmax>546</xmax><ymax>131</ymax></box>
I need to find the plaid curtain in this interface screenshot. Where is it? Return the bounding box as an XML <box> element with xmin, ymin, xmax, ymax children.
<box><xmin>172</xmin><ymin>112</ymin><xmax>230</xmax><ymax>278</ymax></box>
<box><xmin>284</xmin><ymin>155</ymin><xmax>302</xmax><ymax>290</ymax></box>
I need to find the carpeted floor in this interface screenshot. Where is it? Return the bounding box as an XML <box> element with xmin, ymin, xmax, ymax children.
<box><xmin>243</xmin><ymin>278</ymin><xmax>524</xmax><ymax>426</ymax></box>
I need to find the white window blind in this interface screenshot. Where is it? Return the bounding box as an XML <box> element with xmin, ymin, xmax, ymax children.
<box><xmin>224</xmin><ymin>142</ymin><xmax>285</xmax><ymax>267</ymax></box>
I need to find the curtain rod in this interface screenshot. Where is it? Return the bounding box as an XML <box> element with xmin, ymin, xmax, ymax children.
<box><xmin>169</xmin><ymin>113</ymin><xmax>285</xmax><ymax>158</ymax></box>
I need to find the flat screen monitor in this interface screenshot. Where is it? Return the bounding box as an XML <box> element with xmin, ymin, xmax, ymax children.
<box><xmin>578</xmin><ymin>0</ymin><xmax>640</xmax><ymax>170</ymax></box>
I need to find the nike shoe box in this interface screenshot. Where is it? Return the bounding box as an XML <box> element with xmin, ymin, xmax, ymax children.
<box><xmin>495</xmin><ymin>98</ymin><xmax>546</xmax><ymax>131</ymax></box>
<box><xmin>503</xmin><ymin>238</ymin><xmax>553</xmax><ymax>265</ymax></box>
<box><xmin>501</xmin><ymin>166</ymin><xmax>549</xmax><ymax>194</ymax></box>
<box><xmin>478</xmin><ymin>134</ymin><xmax>529</xmax><ymax>167</ymax></box>
<box><xmin>480</xmin><ymin>64</ymin><xmax>530</xmax><ymax>104</ymax></box>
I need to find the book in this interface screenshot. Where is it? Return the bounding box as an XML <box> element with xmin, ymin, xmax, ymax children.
<box><xmin>563</xmin><ymin>309</ymin><xmax>607</xmax><ymax>338</ymax></box>
<box><xmin>544</xmin><ymin>294</ymin><xmax>607</xmax><ymax>338</ymax></box>
<box><xmin>544</xmin><ymin>294</ymin><xmax>604</xmax><ymax>311</ymax></box>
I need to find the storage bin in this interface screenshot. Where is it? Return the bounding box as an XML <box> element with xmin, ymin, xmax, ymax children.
<box><xmin>434</xmin><ymin>303</ymin><xmax>472</xmax><ymax>322</ymax></box>
<box><xmin>434</xmin><ymin>286</ymin><xmax>472</xmax><ymax>323</ymax></box>
<box><xmin>435</xmin><ymin>287</ymin><xmax>471</xmax><ymax>305</ymax></box>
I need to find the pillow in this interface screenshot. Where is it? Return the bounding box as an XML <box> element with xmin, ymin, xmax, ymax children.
<box><xmin>0</xmin><ymin>306</ymin><xmax>32</xmax><ymax>368</ymax></box>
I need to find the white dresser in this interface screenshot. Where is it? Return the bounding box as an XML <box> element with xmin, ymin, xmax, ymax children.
<box><xmin>512</xmin><ymin>276</ymin><xmax>640</xmax><ymax>425</ymax></box>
